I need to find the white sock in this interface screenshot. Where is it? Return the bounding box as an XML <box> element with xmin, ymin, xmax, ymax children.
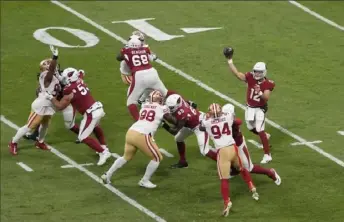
<box><xmin>12</xmin><ymin>125</ymin><xmax>30</xmax><ymax>143</ymax></box>
<box><xmin>106</xmin><ymin>157</ymin><xmax>127</xmax><ymax>177</ymax></box>
<box><xmin>37</xmin><ymin>124</ymin><xmax>48</xmax><ymax>143</ymax></box>
<box><xmin>142</xmin><ymin>160</ymin><xmax>160</xmax><ymax>181</ymax></box>
<box><xmin>101</xmin><ymin>145</ymin><xmax>108</xmax><ymax>151</ymax></box>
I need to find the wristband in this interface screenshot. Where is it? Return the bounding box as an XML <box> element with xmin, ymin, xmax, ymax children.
<box><xmin>52</xmin><ymin>55</ymin><xmax>58</xmax><ymax>60</ymax></box>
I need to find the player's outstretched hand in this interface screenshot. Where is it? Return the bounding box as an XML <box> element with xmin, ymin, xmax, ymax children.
<box><xmin>50</xmin><ymin>45</ymin><xmax>59</xmax><ymax>57</ymax></box>
<box><xmin>43</xmin><ymin>91</ymin><xmax>54</xmax><ymax>100</ymax></box>
<box><xmin>223</xmin><ymin>47</ymin><xmax>234</xmax><ymax>59</ymax></box>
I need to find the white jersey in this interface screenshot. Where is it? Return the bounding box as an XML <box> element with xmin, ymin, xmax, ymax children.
<box><xmin>31</xmin><ymin>71</ymin><xmax>61</xmax><ymax>115</ymax></box>
<box><xmin>201</xmin><ymin>113</ymin><xmax>235</xmax><ymax>150</ymax></box>
<box><xmin>129</xmin><ymin>102</ymin><xmax>169</xmax><ymax>135</ymax></box>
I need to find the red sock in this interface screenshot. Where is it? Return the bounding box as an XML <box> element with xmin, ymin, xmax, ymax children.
<box><xmin>220</xmin><ymin>179</ymin><xmax>230</xmax><ymax>204</ymax></box>
<box><xmin>240</xmin><ymin>168</ymin><xmax>255</xmax><ymax>190</ymax></box>
<box><xmin>82</xmin><ymin>137</ymin><xmax>104</xmax><ymax>153</ymax></box>
<box><xmin>250</xmin><ymin>128</ymin><xmax>259</xmax><ymax>135</ymax></box>
<box><xmin>251</xmin><ymin>165</ymin><xmax>276</xmax><ymax>180</ymax></box>
<box><xmin>258</xmin><ymin>131</ymin><xmax>270</xmax><ymax>154</ymax></box>
<box><xmin>206</xmin><ymin>149</ymin><xmax>217</xmax><ymax>161</ymax></box>
<box><xmin>128</xmin><ymin>104</ymin><xmax>139</xmax><ymax>121</ymax></box>
<box><xmin>69</xmin><ymin>124</ymin><xmax>79</xmax><ymax>134</ymax></box>
<box><xmin>93</xmin><ymin>126</ymin><xmax>106</xmax><ymax>145</ymax></box>
<box><xmin>177</xmin><ymin>142</ymin><xmax>187</xmax><ymax>162</ymax></box>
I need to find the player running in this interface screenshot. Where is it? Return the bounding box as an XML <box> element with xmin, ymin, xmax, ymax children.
<box><xmin>8</xmin><ymin>45</ymin><xmax>60</xmax><ymax>155</ymax></box>
<box><xmin>163</xmin><ymin>94</ymin><xmax>218</xmax><ymax>168</ymax></box>
<box><xmin>200</xmin><ymin>103</ymin><xmax>259</xmax><ymax>217</ymax></box>
<box><xmin>223</xmin><ymin>47</ymin><xmax>275</xmax><ymax>164</ymax></box>
<box><xmin>117</xmin><ymin>35</ymin><xmax>176</xmax><ymax>121</ymax></box>
<box><xmin>221</xmin><ymin>104</ymin><xmax>281</xmax><ymax>185</ymax></box>
<box><xmin>44</xmin><ymin>67</ymin><xmax>111</xmax><ymax>166</ymax></box>
<box><xmin>101</xmin><ymin>90</ymin><xmax>178</xmax><ymax>188</ymax></box>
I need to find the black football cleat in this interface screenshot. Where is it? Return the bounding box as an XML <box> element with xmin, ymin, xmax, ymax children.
<box><xmin>170</xmin><ymin>161</ymin><xmax>188</xmax><ymax>169</ymax></box>
<box><xmin>75</xmin><ymin>139</ymin><xmax>81</xmax><ymax>144</ymax></box>
<box><xmin>23</xmin><ymin>130</ymin><xmax>39</xmax><ymax>141</ymax></box>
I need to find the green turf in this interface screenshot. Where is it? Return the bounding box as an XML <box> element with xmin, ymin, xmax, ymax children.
<box><xmin>1</xmin><ymin>1</ymin><xmax>344</xmax><ymax>222</ymax></box>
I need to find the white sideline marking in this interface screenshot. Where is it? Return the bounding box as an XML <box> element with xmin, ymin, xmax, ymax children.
<box><xmin>17</xmin><ymin>162</ymin><xmax>34</xmax><ymax>172</ymax></box>
<box><xmin>51</xmin><ymin>1</ymin><xmax>344</xmax><ymax>168</ymax></box>
<box><xmin>248</xmin><ymin>140</ymin><xmax>263</xmax><ymax>149</ymax></box>
<box><xmin>291</xmin><ymin>140</ymin><xmax>322</xmax><ymax>146</ymax></box>
<box><xmin>337</xmin><ymin>131</ymin><xmax>344</xmax><ymax>136</ymax></box>
<box><xmin>289</xmin><ymin>1</ymin><xmax>344</xmax><ymax>32</ymax></box>
<box><xmin>61</xmin><ymin>163</ymin><xmax>94</xmax><ymax>168</ymax></box>
<box><xmin>1</xmin><ymin>115</ymin><xmax>166</xmax><ymax>222</ymax></box>
<box><xmin>159</xmin><ymin>148</ymin><xmax>174</xmax><ymax>158</ymax></box>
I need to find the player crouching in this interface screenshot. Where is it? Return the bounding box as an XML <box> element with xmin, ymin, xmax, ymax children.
<box><xmin>44</xmin><ymin>67</ymin><xmax>111</xmax><ymax>166</ymax></box>
<box><xmin>9</xmin><ymin>45</ymin><xmax>60</xmax><ymax>155</ymax></box>
<box><xmin>101</xmin><ymin>90</ymin><xmax>177</xmax><ymax>188</ymax></box>
<box><xmin>200</xmin><ymin>103</ymin><xmax>259</xmax><ymax>217</ymax></box>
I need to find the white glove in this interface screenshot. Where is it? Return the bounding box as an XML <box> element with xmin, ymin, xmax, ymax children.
<box><xmin>44</xmin><ymin>92</ymin><xmax>54</xmax><ymax>100</ymax></box>
<box><xmin>50</xmin><ymin>45</ymin><xmax>59</xmax><ymax>57</ymax></box>
<box><xmin>148</xmin><ymin>53</ymin><xmax>157</xmax><ymax>61</ymax></box>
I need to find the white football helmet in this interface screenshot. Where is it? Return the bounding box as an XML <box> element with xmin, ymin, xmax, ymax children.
<box><xmin>252</xmin><ymin>62</ymin><xmax>267</xmax><ymax>80</ymax></box>
<box><xmin>61</xmin><ymin>67</ymin><xmax>79</xmax><ymax>84</ymax></box>
<box><xmin>222</xmin><ymin>103</ymin><xmax>235</xmax><ymax>116</ymax></box>
<box><xmin>132</xmin><ymin>30</ymin><xmax>145</xmax><ymax>42</ymax></box>
<box><xmin>127</xmin><ymin>36</ymin><xmax>142</xmax><ymax>48</ymax></box>
<box><xmin>165</xmin><ymin>94</ymin><xmax>182</xmax><ymax>113</ymax></box>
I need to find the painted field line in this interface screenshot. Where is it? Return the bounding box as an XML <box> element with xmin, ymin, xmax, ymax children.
<box><xmin>289</xmin><ymin>1</ymin><xmax>344</xmax><ymax>32</ymax></box>
<box><xmin>1</xmin><ymin>115</ymin><xmax>166</xmax><ymax>222</ymax></box>
<box><xmin>61</xmin><ymin>163</ymin><xmax>94</xmax><ymax>168</ymax></box>
<box><xmin>291</xmin><ymin>140</ymin><xmax>322</xmax><ymax>146</ymax></box>
<box><xmin>159</xmin><ymin>148</ymin><xmax>174</xmax><ymax>158</ymax></box>
<box><xmin>51</xmin><ymin>0</ymin><xmax>344</xmax><ymax>168</ymax></box>
<box><xmin>247</xmin><ymin>140</ymin><xmax>263</xmax><ymax>149</ymax></box>
<box><xmin>337</xmin><ymin>131</ymin><xmax>344</xmax><ymax>136</ymax></box>
<box><xmin>17</xmin><ymin>162</ymin><xmax>34</xmax><ymax>172</ymax></box>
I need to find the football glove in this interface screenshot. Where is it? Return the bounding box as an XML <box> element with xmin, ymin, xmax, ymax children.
<box><xmin>50</xmin><ymin>45</ymin><xmax>59</xmax><ymax>57</ymax></box>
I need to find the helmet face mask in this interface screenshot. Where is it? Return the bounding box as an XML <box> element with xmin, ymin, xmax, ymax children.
<box><xmin>39</xmin><ymin>58</ymin><xmax>52</xmax><ymax>72</ymax></box>
<box><xmin>149</xmin><ymin>90</ymin><xmax>163</xmax><ymax>105</ymax></box>
<box><xmin>61</xmin><ymin>67</ymin><xmax>79</xmax><ymax>85</ymax></box>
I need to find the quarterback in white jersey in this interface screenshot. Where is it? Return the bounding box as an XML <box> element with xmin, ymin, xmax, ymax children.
<box><xmin>9</xmin><ymin>45</ymin><xmax>60</xmax><ymax>155</ymax></box>
<box><xmin>101</xmin><ymin>90</ymin><xmax>177</xmax><ymax>189</ymax></box>
<box><xmin>200</xmin><ymin>103</ymin><xmax>259</xmax><ymax>217</ymax></box>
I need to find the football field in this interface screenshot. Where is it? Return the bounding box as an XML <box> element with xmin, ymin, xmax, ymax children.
<box><xmin>1</xmin><ymin>1</ymin><xmax>344</xmax><ymax>222</ymax></box>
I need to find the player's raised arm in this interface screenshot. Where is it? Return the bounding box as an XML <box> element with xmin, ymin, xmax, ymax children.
<box><xmin>44</xmin><ymin>45</ymin><xmax>59</xmax><ymax>87</ymax></box>
<box><xmin>223</xmin><ymin>47</ymin><xmax>246</xmax><ymax>81</ymax></box>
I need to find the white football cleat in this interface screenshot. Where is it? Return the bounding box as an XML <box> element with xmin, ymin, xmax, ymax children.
<box><xmin>222</xmin><ymin>201</ymin><xmax>233</xmax><ymax>217</ymax></box>
<box><xmin>97</xmin><ymin>150</ymin><xmax>111</xmax><ymax>166</ymax></box>
<box><xmin>251</xmin><ymin>188</ymin><xmax>259</xmax><ymax>201</ymax></box>
<box><xmin>138</xmin><ymin>179</ymin><xmax>157</xmax><ymax>189</ymax></box>
<box><xmin>272</xmin><ymin>169</ymin><xmax>281</xmax><ymax>186</ymax></box>
<box><xmin>260</xmin><ymin>154</ymin><xmax>272</xmax><ymax>164</ymax></box>
<box><xmin>100</xmin><ymin>173</ymin><xmax>111</xmax><ymax>184</ymax></box>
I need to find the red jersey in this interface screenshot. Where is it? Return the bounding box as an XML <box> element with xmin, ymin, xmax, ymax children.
<box><xmin>174</xmin><ymin>99</ymin><xmax>201</xmax><ymax>129</ymax></box>
<box><xmin>63</xmin><ymin>79</ymin><xmax>96</xmax><ymax>114</ymax></box>
<box><xmin>245</xmin><ymin>72</ymin><xmax>275</xmax><ymax>107</ymax></box>
<box><xmin>121</xmin><ymin>47</ymin><xmax>152</xmax><ymax>75</ymax></box>
<box><xmin>232</xmin><ymin>118</ymin><xmax>244</xmax><ymax>146</ymax></box>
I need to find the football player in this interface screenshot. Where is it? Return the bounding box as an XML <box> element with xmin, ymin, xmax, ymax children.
<box><xmin>163</xmin><ymin>94</ymin><xmax>218</xmax><ymax>168</ymax></box>
<box><xmin>222</xmin><ymin>104</ymin><xmax>281</xmax><ymax>185</ymax></box>
<box><xmin>101</xmin><ymin>90</ymin><xmax>178</xmax><ymax>188</ymax></box>
<box><xmin>44</xmin><ymin>68</ymin><xmax>111</xmax><ymax>165</ymax></box>
<box><xmin>200</xmin><ymin>103</ymin><xmax>259</xmax><ymax>217</ymax></box>
<box><xmin>223</xmin><ymin>47</ymin><xmax>275</xmax><ymax>164</ymax></box>
<box><xmin>8</xmin><ymin>45</ymin><xmax>60</xmax><ymax>155</ymax></box>
<box><xmin>116</xmin><ymin>35</ymin><xmax>177</xmax><ymax>121</ymax></box>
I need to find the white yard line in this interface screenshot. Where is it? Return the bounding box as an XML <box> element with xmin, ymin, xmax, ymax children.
<box><xmin>50</xmin><ymin>0</ymin><xmax>344</xmax><ymax>168</ymax></box>
<box><xmin>61</xmin><ymin>163</ymin><xmax>94</xmax><ymax>168</ymax></box>
<box><xmin>17</xmin><ymin>162</ymin><xmax>34</xmax><ymax>172</ymax></box>
<box><xmin>247</xmin><ymin>140</ymin><xmax>263</xmax><ymax>149</ymax></box>
<box><xmin>1</xmin><ymin>115</ymin><xmax>166</xmax><ymax>222</ymax></box>
<box><xmin>159</xmin><ymin>148</ymin><xmax>174</xmax><ymax>158</ymax></box>
<box><xmin>337</xmin><ymin>131</ymin><xmax>344</xmax><ymax>136</ymax></box>
<box><xmin>289</xmin><ymin>1</ymin><xmax>344</xmax><ymax>32</ymax></box>
<box><xmin>291</xmin><ymin>140</ymin><xmax>322</xmax><ymax>146</ymax></box>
